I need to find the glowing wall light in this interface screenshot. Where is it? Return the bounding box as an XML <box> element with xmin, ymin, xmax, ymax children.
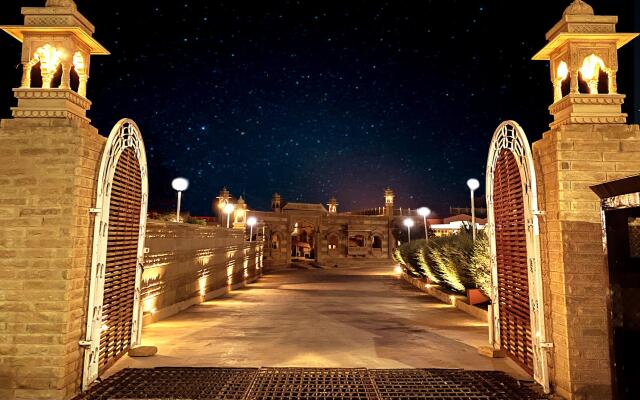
<box><xmin>580</xmin><ymin>54</ymin><xmax>606</xmax><ymax>94</ymax></box>
<box><xmin>34</xmin><ymin>44</ymin><xmax>63</xmax><ymax>89</ymax></box>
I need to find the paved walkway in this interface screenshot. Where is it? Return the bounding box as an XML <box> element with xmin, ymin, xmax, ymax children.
<box><xmin>109</xmin><ymin>263</ymin><xmax>527</xmax><ymax>379</ymax></box>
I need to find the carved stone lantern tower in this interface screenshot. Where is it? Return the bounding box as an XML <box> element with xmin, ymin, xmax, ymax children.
<box><xmin>272</xmin><ymin>192</ymin><xmax>282</xmax><ymax>213</ymax></box>
<box><xmin>233</xmin><ymin>196</ymin><xmax>247</xmax><ymax>230</ymax></box>
<box><xmin>384</xmin><ymin>188</ymin><xmax>395</xmax><ymax>217</ymax></box>
<box><xmin>529</xmin><ymin>1</ymin><xmax>640</xmax><ymax>398</ymax></box>
<box><xmin>1</xmin><ymin>0</ymin><xmax>109</xmax><ymax>123</ymax></box>
<box><xmin>532</xmin><ymin>0</ymin><xmax>638</xmax><ymax>128</ymax></box>
<box><xmin>327</xmin><ymin>197</ymin><xmax>338</xmax><ymax>214</ymax></box>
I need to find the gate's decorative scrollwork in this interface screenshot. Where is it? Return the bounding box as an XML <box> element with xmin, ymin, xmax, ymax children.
<box><xmin>486</xmin><ymin>121</ymin><xmax>549</xmax><ymax>393</ymax></box>
<box><xmin>82</xmin><ymin>119</ymin><xmax>148</xmax><ymax>390</ymax></box>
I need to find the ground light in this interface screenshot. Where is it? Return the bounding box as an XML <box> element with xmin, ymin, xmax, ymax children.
<box><xmin>403</xmin><ymin>217</ymin><xmax>414</xmax><ymax>243</ymax></box>
<box><xmin>466</xmin><ymin>178</ymin><xmax>480</xmax><ymax>241</ymax></box>
<box><xmin>394</xmin><ymin>265</ymin><xmax>403</xmax><ymax>275</ymax></box>
<box><xmin>171</xmin><ymin>177</ymin><xmax>189</xmax><ymax>223</ymax></box>
<box><xmin>417</xmin><ymin>207</ymin><xmax>431</xmax><ymax>242</ymax></box>
<box><xmin>247</xmin><ymin>216</ymin><xmax>257</xmax><ymax>241</ymax></box>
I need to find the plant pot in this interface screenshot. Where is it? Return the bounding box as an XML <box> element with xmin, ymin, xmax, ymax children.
<box><xmin>466</xmin><ymin>288</ymin><xmax>490</xmax><ymax>305</ymax></box>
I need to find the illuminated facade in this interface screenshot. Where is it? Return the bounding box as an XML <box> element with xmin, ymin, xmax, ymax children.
<box><xmin>214</xmin><ymin>188</ymin><xmax>400</xmax><ymax>265</ymax></box>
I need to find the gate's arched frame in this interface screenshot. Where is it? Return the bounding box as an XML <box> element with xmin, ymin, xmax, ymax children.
<box><xmin>81</xmin><ymin>119</ymin><xmax>148</xmax><ymax>389</ymax></box>
<box><xmin>486</xmin><ymin>120</ymin><xmax>550</xmax><ymax>392</ymax></box>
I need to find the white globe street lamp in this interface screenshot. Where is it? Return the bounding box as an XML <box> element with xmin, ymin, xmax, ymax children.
<box><xmin>171</xmin><ymin>177</ymin><xmax>189</xmax><ymax>223</ymax></box>
<box><xmin>417</xmin><ymin>207</ymin><xmax>431</xmax><ymax>242</ymax></box>
<box><xmin>467</xmin><ymin>178</ymin><xmax>480</xmax><ymax>241</ymax></box>
<box><xmin>403</xmin><ymin>217</ymin><xmax>414</xmax><ymax>243</ymax></box>
<box><xmin>223</xmin><ymin>203</ymin><xmax>235</xmax><ymax>229</ymax></box>
<box><xmin>247</xmin><ymin>216</ymin><xmax>257</xmax><ymax>242</ymax></box>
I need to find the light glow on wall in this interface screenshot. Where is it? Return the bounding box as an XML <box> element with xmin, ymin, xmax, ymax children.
<box><xmin>227</xmin><ymin>264</ymin><xmax>234</xmax><ymax>286</ymax></box>
<box><xmin>198</xmin><ymin>275</ymin><xmax>208</xmax><ymax>297</ymax></box>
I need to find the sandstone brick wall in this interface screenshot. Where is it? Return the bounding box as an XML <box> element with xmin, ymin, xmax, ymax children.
<box><xmin>0</xmin><ymin>118</ymin><xmax>105</xmax><ymax>400</ymax></box>
<box><xmin>533</xmin><ymin>123</ymin><xmax>640</xmax><ymax>400</ymax></box>
<box><xmin>140</xmin><ymin>221</ymin><xmax>263</xmax><ymax>326</ymax></box>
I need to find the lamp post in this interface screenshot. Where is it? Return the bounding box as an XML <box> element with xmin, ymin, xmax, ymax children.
<box><xmin>247</xmin><ymin>216</ymin><xmax>257</xmax><ymax>241</ymax></box>
<box><xmin>403</xmin><ymin>217</ymin><xmax>414</xmax><ymax>243</ymax></box>
<box><xmin>223</xmin><ymin>203</ymin><xmax>235</xmax><ymax>229</ymax></box>
<box><xmin>467</xmin><ymin>178</ymin><xmax>480</xmax><ymax>241</ymax></box>
<box><xmin>171</xmin><ymin>177</ymin><xmax>189</xmax><ymax>223</ymax></box>
<box><xmin>417</xmin><ymin>207</ymin><xmax>431</xmax><ymax>242</ymax></box>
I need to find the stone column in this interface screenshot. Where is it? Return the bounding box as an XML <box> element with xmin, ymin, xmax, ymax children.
<box><xmin>532</xmin><ymin>123</ymin><xmax>640</xmax><ymax>399</ymax></box>
<box><xmin>0</xmin><ymin>117</ymin><xmax>106</xmax><ymax>400</ymax></box>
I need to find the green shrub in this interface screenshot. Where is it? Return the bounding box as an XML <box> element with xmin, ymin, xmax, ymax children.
<box><xmin>395</xmin><ymin>228</ymin><xmax>488</xmax><ymax>295</ymax></box>
<box><xmin>397</xmin><ymin>239</ymin><xmax>427</xmax><ymax>278</ymax></box>
<box><xmin>443</xmin><ymin>232</ymin><xmax>475</xmax><ymax>293</ymax></box>
<box><xmin>470</xmin><ymin>231</ymin><xmax>491</xmax><ymax>297</ymax></box>
<box><xmin>416</xmin><ymin>244</ymin><xmax>442</xmax><ymax>283</ymax></box>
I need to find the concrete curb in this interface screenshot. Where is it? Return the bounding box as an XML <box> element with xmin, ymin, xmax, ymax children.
<box><xmin>401</xmin><ymin>273</ymin><xmax>488</xmax><ymax>322</ymax></box>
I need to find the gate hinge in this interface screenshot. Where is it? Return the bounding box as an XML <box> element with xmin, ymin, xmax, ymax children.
<box><xmin>533</xmin><ymin>210</ymin><xmax>545</xmax><ymax>216</ymax></box>
<box><xmin>79</xmin><ymin>340</ymin><xmax>92</xmax><ymax>347</ymax></box>
<box><xmin>540</xmin><ymin>342</ymin><xmax>554</xmax><ymax>349</ymax></box>
<box><xmin>89</xmin><ymin>208</ymin><xmax>101</xmax><ymax>214</ymax></box>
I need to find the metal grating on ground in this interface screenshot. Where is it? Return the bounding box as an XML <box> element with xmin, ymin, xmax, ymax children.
<box><xmin>370</xmin><ymin>369</ymin><xmax>546</xmax><ymax>400</ymax></box>
<box><xmin>74</xmin><ymin>367</ymin><xmax>258</xmax><ymax>400</ymax></box>
<box><xmin>75</xmin><ymin>367</ymin><xmax>548</xmax><ymax>400</ymax></box>
<box><xmin>245</xmin><ymin>368</ymin><xmax>377</xmax><ymax>400</ymax></box>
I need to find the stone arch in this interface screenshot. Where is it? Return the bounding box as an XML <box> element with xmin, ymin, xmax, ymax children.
<box><xmin>327</xmin><ymin>231</ymin><xmax>340</xmax><ymax>253</ymax></box>
<box><xmin>81</xmin><ymin>119</ymin><xmax>148</xmax><ymax>389</ymax></box>
<box><xmin>486</xmin><ymin>120</ymin><xmax>549</xmax><ymax>392</ymax></box>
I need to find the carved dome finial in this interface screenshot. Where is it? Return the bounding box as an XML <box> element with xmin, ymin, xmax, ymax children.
<box><xmin>45</xmin><ymin>0</ymin><xmax>77</xmax><ymax>9</ymax></box>
<box><xmin>563</xmin><ymin>0</ymin><xmax>594</xmax><ymax>16</ymax></box>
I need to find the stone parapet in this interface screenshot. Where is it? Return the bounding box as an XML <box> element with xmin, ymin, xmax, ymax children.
<box><xmin>140</xmin><ymin>221</ymin><xmax>263</xmax><ymax>326</ymax></box>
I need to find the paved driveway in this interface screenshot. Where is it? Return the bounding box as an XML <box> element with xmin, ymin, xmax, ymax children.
<box><xmin>108</xmin><ymin>263</ymin><xmax>527</xmax><ymax>380</ymax></box>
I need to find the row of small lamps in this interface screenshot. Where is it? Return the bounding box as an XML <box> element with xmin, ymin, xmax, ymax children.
<box><xmin>173</xmin><ymin>177</ymin><xmax>481</xmax><ymax>242</ymax></box>
<box><xmin>402</xmin><ymin>178</ymin><xmax>480</xmax><ymax>243</ymax></box>
<box><xmin>172</xmin><ymin>177</ymin><xmax>258</xmax><ymax>238</ymax></box>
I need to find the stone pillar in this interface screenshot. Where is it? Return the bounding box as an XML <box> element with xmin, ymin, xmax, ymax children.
<box><xmin>533</xmin><ymin>123</ymin><xmax>640</xmax><ymax>399</ymax></box>
<box><xmin>0</xmin><ymin>118</ymin><xmax>106</xmax><ymax>399</ymax></box>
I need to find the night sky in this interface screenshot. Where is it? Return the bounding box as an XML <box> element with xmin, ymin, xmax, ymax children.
<box><xmin>0</xmin><ymin>1</ymin><xmax>638</xmax><ymax>216</ymax></box>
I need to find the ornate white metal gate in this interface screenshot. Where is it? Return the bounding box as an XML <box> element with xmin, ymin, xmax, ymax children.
<box><xmin>81</xmin><ymin>119</ymin><xmax>148</xmax><ymax>389</ymax></box>
<box><xmin>485</xmin><ymin>121</ymin><xmax>550</xmax><ymax>393</ymax></box>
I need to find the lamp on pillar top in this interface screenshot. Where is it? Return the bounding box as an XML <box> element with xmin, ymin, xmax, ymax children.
<box><xmin>223</xmin><ymin>203</ymin><xmax>235</xmax><ymax>229</ymax></box>
<box><xmin>233</xmin><ymin>196</ymin><xmax>247</xmax><ymax>230</ymax></box>
<box><xmin>327</xmin><ymin>197</ymin><xmax>338</xmax><ymax>214</ymax></box>
<box><xmin>171</xmin><ymin>178</ymin><xmax>189</xmax><ymax>223</ymax></box>
<box><xmin>1</xmin><ymin>0</ymin><xmax>110</xmax><ymax>123</ymax></box>
<box><xmin>247</xmin><ymin>216</ymin><xmax>257</xmax><ymax>242</ymax></box>
<box><xmin>417</xmin><ymin>207</ymin><xmax>431</xmax><ymax>242</ymax></box>
<box><xmin>403</xmin><ymin>217</ymin><xmax>414</xmax><ymax>243</ymax></box>
<box><xmin>467</xmin><ymin>178</ymin><xmax>480</xmax><ymax>242</ymax></box>
<box><xmin>532</xmin><ymin>0</ymin><xmax>639</xmax><ymax>128</ymax></box>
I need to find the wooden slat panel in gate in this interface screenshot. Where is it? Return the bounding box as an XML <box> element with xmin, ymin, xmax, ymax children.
<box><xmin>493</xmin><ymin>148</ymin><xmax>533</xmax><ymax>374</ymax></box>
<box><xmin>99</xmin><ymin>148</ymin><xmax>142</xmax><ymax>373</ymax></box>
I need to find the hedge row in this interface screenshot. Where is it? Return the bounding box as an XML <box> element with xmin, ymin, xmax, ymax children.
<box><xmin>393</xmin><ymin>228</ymin><xmax>491</xmax><ymax>296</ymax></box>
